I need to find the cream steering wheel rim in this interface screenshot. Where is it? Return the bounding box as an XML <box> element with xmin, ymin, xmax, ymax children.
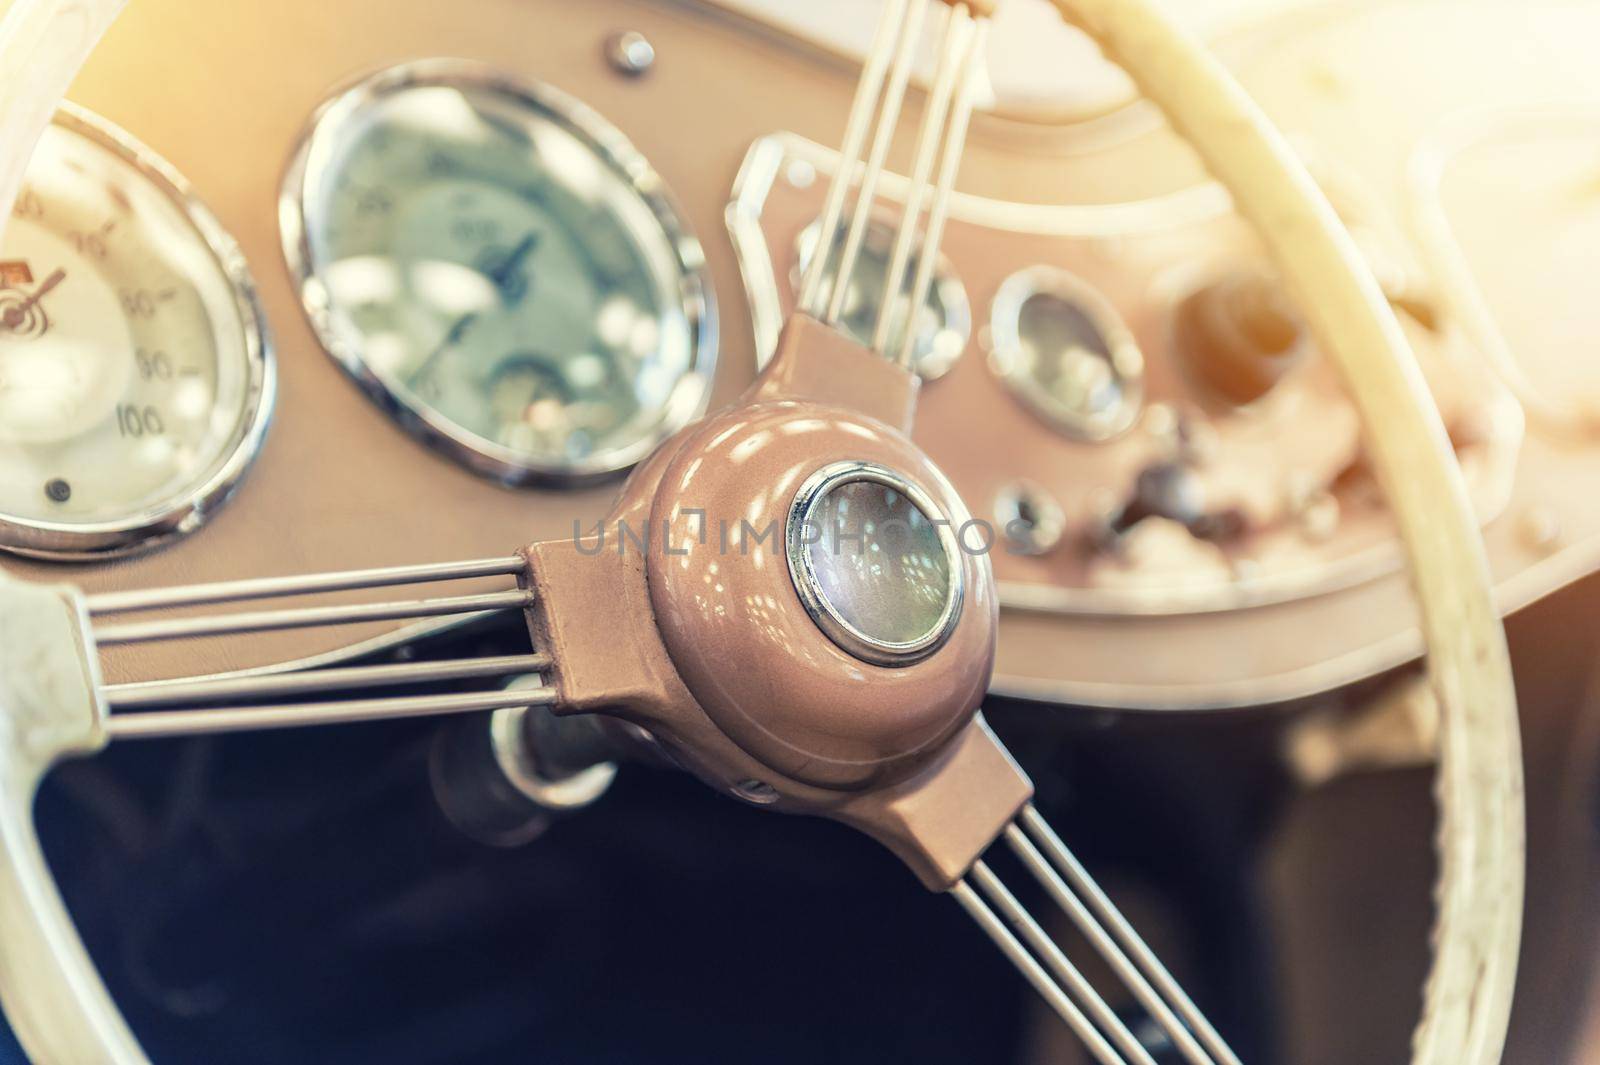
<box><xmin>0</xmin><ymin>1</ymin><xmax>1524</xmax><ymax>1063</ymax></box>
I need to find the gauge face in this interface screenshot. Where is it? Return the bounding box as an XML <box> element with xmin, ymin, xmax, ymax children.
<box><xmin>989</xmin><ymin>266</ymin><xmax>1143</xmax><ymax>441</ymax></box>
<box><xmin>791</xmin><ymin>217</ymin><xmax>969</xmax><ymax>379</ymax></box>
<box><xmin>0</xmin><ymin>107</ymin><xmax>272</xmax><ymax>558</ymax></box>
<box><xmin>286</xmin><ymin>63</ymin><xmax>714</xmax><ymax>483</ymax></box>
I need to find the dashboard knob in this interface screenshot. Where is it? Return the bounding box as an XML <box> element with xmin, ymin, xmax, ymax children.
<box><xmin>1100</xmin><ymin>459</ymin><xmax>1247</xmax><ymax>548</ymax></box>
<box><xmin>1129</xmin><ymin>461</ymin><xmax>1206</xmax><ymax>529</ymax></box>
<box><xmin>1176</xmin><ymin>272</ymin><xmax>1308</xmax><ymax>406</ymax></box>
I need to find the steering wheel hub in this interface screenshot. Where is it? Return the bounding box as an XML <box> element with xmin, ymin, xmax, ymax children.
<box><xmin>641</xmin><ymin>384</ymin><xmax>997</xmax><ymax>791</ymax></box>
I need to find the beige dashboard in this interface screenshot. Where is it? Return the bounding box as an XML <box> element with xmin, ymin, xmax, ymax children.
<box><xmin>4</xmin><ymin>0</ymin><xmax>1599</xmax><ymax>708</ymax></box>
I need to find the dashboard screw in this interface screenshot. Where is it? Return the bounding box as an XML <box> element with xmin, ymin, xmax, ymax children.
<box><xmin>784</xmin><ymin>159</ymin><xmax>816</xmax><ymax>189</ymax></box>
<box><xmin>605</xmin><ymin>31</ymin><xmax>655</xmax><ymax>77</ymax></box>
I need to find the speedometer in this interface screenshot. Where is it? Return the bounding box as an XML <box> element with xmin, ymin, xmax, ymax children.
<box><xmin>0</xmin><ymin>104</ymin><xmax>273</xmax><ymax>559</ymax></box>
<box><xmin>283</xmin><ymin>61</ymin><xmax>715</xmax><ymax>484</ymax></box>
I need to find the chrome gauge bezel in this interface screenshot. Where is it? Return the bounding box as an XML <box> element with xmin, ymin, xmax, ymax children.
<box><xmin>280</xmin><ymin>59</ymin><xmax>717</xmax><ymax>486</ymax></box>
<box><xmin>784</xmin><ymin>461</ymin><xmax>965</xmax><ymax>668</ymax></box>
<box><xmin>0</xmin><ymin>103</ymin><xmax>276</xmax><ymax>561</ymax></box>
<box><xmin>788</xmin><ymin>216</ymin><xmax>971</xmax><ymax>380</ymax></box>
<box><xmin>987</xmin><ymin>264</ymin><xmax>1144</xmax><ymax>442</ymax></box>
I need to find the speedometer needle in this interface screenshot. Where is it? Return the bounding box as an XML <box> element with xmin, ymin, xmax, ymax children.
<box><xmin>485</xmin><ymin>232</ymin><xmax>539</xmax><ymax>297</ymax></box>
<box><xmin>410</xmin><ymin>311</ymin><xmax>480</xmax><ymax>389</ymax></box>
<box><xmin>1</xmin><ymin>268</ymin><xmax>65</xmax><ymax>332</ymax></box>
<box><xmin>409</xmin><ymin>234</ymin><xmax>540</xmax><ymax>389</ymax></box>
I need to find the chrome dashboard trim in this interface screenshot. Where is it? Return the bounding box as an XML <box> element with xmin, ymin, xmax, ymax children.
<box><xmin>726</xmin><ymin>131</ymin><xmax>1233</xmax><ymax>373</ymax></box>
<box><xmin>987</xmin><ymin>263</ymin><xmax>1145</xmax><ymax>442</ymax></box>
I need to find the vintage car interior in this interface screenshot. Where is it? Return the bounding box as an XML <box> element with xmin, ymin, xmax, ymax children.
<box><xmin>0</xmin><ymin>0</ymin><xmax>1597</xmax><ymax>1061</ymax></box>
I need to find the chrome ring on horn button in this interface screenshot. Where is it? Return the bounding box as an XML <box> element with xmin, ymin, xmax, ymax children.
<box><xmin>785</xmin><ymin>460</ymin><xmax>964</xmax><ymax>667</ymax></box>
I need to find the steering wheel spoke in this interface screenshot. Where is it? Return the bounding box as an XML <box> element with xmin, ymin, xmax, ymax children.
<box><xmin>747</xmin><ymin>310</ymin><xmax>921</xmax><ymax>431</ymax></box>
<box><xmin>81</xmin><ymin>556</ymin><xmax>553</xmax><ymax>739</ymax></box>
<box><xmin>949</xmin><ymin>801</ymin><xmax>1241</xmax><ymax>1065</ymax></box>
<box><xmin>774</xmin><ymin>0</ymin><xmax>986</xmax><ymax>431</ymax></box>
<box><xmin>0</xmin><ymin>558</ymin><xmax>563</xmax><ymax>1061</ymax></box>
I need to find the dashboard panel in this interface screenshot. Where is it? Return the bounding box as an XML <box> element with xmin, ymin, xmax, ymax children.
<box><xmin>728</xmin><ymin>130</ymin><xmax>1520</xmax><ymax>617</ymax></box>
<box><xmin>2</xmin><ymin>0</ymin><xmax>1599</xmax><ymax>710</ymax></box>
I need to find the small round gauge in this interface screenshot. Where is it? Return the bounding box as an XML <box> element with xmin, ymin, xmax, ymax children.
<box><xmin>791</xmin><ymin>217</ymin><xmax>969</xmax><ymax>379</ymax></box>
<box><xmin>989</xmin><ymin>265</ymin><xmax>1143</xmax><ymax>441</ymax></box>
<box><xmin>283</xmin><ymin>61</ymin><xmax>715</xmax><ymax>484</ymax></box>
<box><xmin>0</xmin><ymin>105</ymin><xmax>273</xmax><ymax>559</ymax></box>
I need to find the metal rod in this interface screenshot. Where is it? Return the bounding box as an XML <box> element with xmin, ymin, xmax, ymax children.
<box><xmin>1004</xmin><ymin>824</ymin><xmax>1217</xmax><ymax>1065</ymax></box>
<box><xmin>950</xmin><ymin>881</ymin><xmax>1128</xmax><ymax>1065</ymax></box>
<box><xmin>1015</xmin><ymin>807</ymin><xmax>1240</xmax><ymax>1065</ymax></box>
<box><xmin>871</xmin><ymin>5</ymin><xmax>973</xmax><ymax>356</ymax></box>
<box><xmin>86</xmin><ymin>557</ymin><xmax>527</xmax><ymax>615</ymax></box>
<box><xmin>94</xmin><ymin>590</ymin><xmax>533</xmax><ymax>646</ymax></box>
<box><xmin>970</xmin><ymin>862</ymin><xmax>1159</xmax><ymax>1065</ymax></box>
<box><xmin>825</xmin><ymin>0</ymin><xmax>932</xmax><ymax>326</ymax></box>
<box><xmin>102</xmin><ymin>654</ymin><xmax>551</xmax><ymax>709</ymax></box>
<box><xmin>798</xmin><ymin>0</ymin><xmax>907</xmax><ymax>315</ymax></box>
<box><xmin>896</xmin><ymin>19</ymin><xmax>986</xmax><ymax>369</ymax></box>
<box><xmin>106</xmin><ymin>687</ymin><xmax>559</xmax><ymax>740</ymax></box>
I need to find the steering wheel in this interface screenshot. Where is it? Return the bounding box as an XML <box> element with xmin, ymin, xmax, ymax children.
<box><xmin>0</xmin><ymin>0</ymin><xmax>1524</xmax><ymax>1062</ymax></box>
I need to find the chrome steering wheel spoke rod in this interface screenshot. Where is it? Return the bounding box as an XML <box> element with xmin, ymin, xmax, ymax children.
<box><xmin>83</xmin><ymin>555</ymin><xmax>527</xmax><ymax>613</ymax></box>
<box><xmin>81</xmin><ymin>555</ymin><xmax>556</xmax><ymax>740</ymax></box>
<box><xmin>953</xmin><ymin>804</ymin><xmax>1242</xmax><ymax>1065</ymax></box>
<box><xmin>102</xmin><ymin>686</ymin><xmax>556</xmax><ymax>740</ymax></box>
<box><xmin>796</xmin><ymin>0</ymin><xmax>989</xmax><ymax>368</ymax></box>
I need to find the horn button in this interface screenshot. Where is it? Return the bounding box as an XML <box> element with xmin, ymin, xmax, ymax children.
<box><xmin>786</xmin><ymin>461</ymin><xmax>964</xmax><ymax>667</ymax></box>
